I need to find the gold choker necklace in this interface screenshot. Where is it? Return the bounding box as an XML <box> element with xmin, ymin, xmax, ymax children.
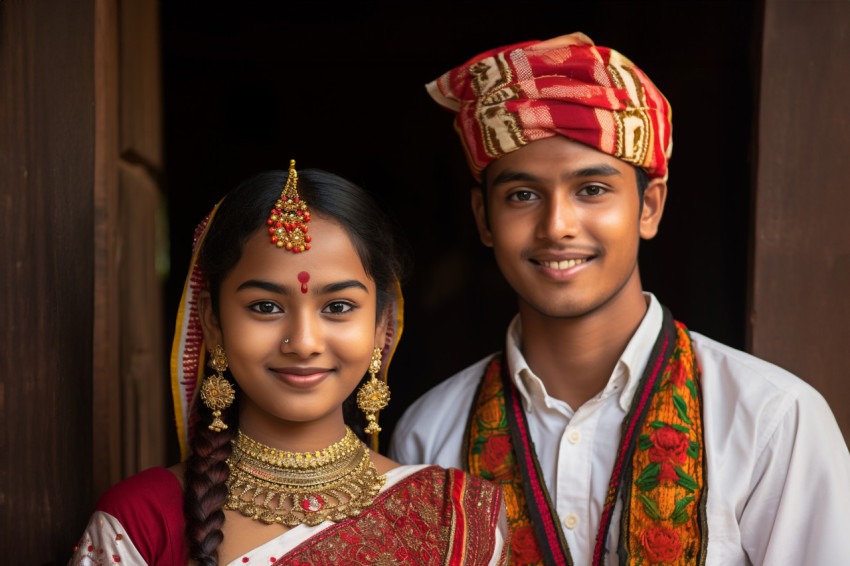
<box><xmin>224</xmin><ymin>427</ymin><xmax>385</xmax><ymax>527</ymax></box>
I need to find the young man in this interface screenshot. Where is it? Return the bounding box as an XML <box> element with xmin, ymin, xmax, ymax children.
<box><xmin>389</xmin><ymin>33</ymin><xmax>850</xmax><ymax>565</ymax></box>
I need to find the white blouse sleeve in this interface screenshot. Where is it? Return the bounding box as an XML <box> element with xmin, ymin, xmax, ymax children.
<box><xmin>68</xmin><ymin>511</ymin><xmax>147</xmax><ymax>566</ymax></box>
<box><xmin>488</xmin><ymin>500</ymin><xmax>510</xmax><ymax>566</ymax></box>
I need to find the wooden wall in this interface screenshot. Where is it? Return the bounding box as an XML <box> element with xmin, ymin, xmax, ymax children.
<box><xmin>0</xmin><ymin>1</ymin><xmax>96</xmax><ymax>561</ymax></box>
<box><xmin>114</xmin><ymin>0</ymin><xmax>166</xmax><ymax>490</ymax></box>
<box><xmin>750</xmin><ymin>0</ymin><xmax>850</xmax><ymax>439</ymax></box>
<box><xmin>93</xmin><ymin>0</ymin><xmax>167</xmax><ymax>498</ymax></box>
<box><xmin>0</xmin><ymin>0</ymin><xmax>166</xmax><ymax>561</ymax></box>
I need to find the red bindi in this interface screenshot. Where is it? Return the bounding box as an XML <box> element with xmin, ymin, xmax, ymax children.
<box><xmin>298</xmin><ymin>271</ymin><xmax>310</xmax><ymax>294</ymax></box>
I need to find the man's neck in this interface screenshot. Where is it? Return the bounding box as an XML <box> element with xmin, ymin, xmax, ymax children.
<box><xmin>517</xmin><ymin>275</ymin><xmax>649</xmax><ymax>410</ymax></box>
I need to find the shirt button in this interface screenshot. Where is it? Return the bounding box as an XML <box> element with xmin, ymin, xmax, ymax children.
<box><xmin>563</xmin><ymin>513</ymin><xmax>579</xmax><ymax>529</ymax></box>
<box><xmin>567</xmin><ymin>429</ymin><xmax>581</xmax><ymax>444</ymax></box>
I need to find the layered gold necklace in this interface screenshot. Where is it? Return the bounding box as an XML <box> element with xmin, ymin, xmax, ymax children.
<box><xmin>224</xmin><ymin>427</ymin><xmax>385</xmax><ymax>527</ymax></box>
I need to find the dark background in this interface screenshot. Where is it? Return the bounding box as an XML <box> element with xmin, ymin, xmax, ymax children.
<box><xmin>161</xmin><ymin>0</ymin><xmax>756</xmax><ymax>454</ymax></box>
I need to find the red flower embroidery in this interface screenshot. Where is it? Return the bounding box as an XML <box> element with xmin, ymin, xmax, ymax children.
<box><xmin>511</xmin><ymin>525</ymin><xmax>543</xmax><ymax>565</ymax></box>
<box><xmin>669</xmin><ymin>361</ymin><xmax>688</xmax><ymax>389</ymax></box>
<box><xmin>641</xmin><ymin>526</ymin><xmax>683</xmax><ymax>562</ymax></box>
<box><xmin>481</xmin><ymin>435</ymin><xmax>513</xmax><ymax>477</ymax></box>
<box><xmin>649</xmin><ymin>426</ymin><xmax>689</xmax><ymax>466</ymax></box>
<box><xmin>657</xmin><ymin>462</ymin><xmax>679</xmax><ymax>484</ymax></box>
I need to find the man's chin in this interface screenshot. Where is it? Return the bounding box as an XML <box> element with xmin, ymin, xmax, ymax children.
<box><xmin>521</xmin><ymin>297</ymin><xmax>600</xmax><ymax>320</ymax></box>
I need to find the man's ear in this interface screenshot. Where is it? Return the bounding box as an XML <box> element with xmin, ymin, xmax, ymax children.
<box><xmin>198</xmin><ymin>290</ymin><xmax>223</xmax><ymax>348</ymax></box>
<box><xmin>639</xmin><ymin>179</ymin><xmax>668</xmax><ymax>240</ymax></box>
<box><xmin>471</xmin><ymin>187</ymin><xmax>494</xmax><ymax>247</ymax></box>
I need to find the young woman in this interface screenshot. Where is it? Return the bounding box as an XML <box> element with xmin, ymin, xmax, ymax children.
<box><xmin>69</xmin><ymin>163</ymin><xmax>507</xmax><ymax>565</ymax></box>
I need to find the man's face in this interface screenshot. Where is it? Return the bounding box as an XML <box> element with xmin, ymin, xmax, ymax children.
<box><xmin>472</xmin><ymin>136</ymin><xmax>666</xmax><ymax>319</ymax></box>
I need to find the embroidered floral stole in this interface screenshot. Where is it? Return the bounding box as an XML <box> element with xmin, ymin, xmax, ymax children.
<box><xmin>466</xmin><ymin>309</ymin><xmax>707</xmax><ymax>566</ymax></box>
<box><xmin>277</xmin><ymin>465</ymin><xmax>507</xmax><ymax>565</ymax></box>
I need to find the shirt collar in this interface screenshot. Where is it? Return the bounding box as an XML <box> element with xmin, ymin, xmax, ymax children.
<box><xmin>504</xmin><ymin>293</ymin><xmax>664</xmax><ymax>413</ymax></box>
<box><xmin>505</xmin><ymin>316</ymin><xmax>552</xmax><ymax>414</ymax></box>
<box><xmin>616</xmin><ymin>293</ymin><xmax>664</xmax><ymax>410</ymax></box>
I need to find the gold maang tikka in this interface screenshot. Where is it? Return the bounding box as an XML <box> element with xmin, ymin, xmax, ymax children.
<box><xmin>357</xmin><ymin>347</ymin><xmax>390</xmax><ymax>435</ymax></box>
<box><xmin>200</xmin><ymin>345</ymin><xmax>236</xmax><ymax>432</ymax></box>
<box><xmin>267</xmin><ymin>159</ymin><xmax>311</xmax><ymax>253</ymax></box>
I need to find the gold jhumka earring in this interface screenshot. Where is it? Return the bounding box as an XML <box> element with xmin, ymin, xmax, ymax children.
<box><xmin>200</xmin><ymin>344</ymin><xmax>236</xmax><ymax>432</ymax></box>
<box><xmin>357</xmin><ymin>347</ymin><xmax>390</xmax><ymax>436</ymax></box>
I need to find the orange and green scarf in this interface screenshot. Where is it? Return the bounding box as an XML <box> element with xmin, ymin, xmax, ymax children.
<box><xmin>466</xmin><ymin>309</ymin><xmax>707</xmax><ymax>565</ymax></box>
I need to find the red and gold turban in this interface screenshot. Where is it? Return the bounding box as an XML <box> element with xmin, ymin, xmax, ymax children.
<box><xmin>427</xmin><ymin>33</ymin><xmax>673</xmax><ymax>181</ymax></box>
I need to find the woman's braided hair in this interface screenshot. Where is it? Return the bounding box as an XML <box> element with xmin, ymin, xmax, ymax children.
<box><xmin>183</xmin><ymin>395</ymin><xmax>238</xmax><ymax>565</ymax></box>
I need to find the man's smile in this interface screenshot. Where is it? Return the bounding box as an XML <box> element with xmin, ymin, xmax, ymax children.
<box><xmin>536</xmin><ymin>258</ymin><xmax>591</xmax><ymax>270</ymax></box>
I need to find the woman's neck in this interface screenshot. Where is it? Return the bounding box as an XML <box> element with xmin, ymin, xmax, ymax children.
<box><xmin>236</xmin><ymin>401</ymin><xmax>349</xmax><ymax>453</ymax></box>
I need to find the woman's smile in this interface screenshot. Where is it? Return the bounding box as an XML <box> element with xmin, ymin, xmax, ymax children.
<box><xmin>269</xmin><ymin>366</ymin><xmax>334</xmax><ymax>388</ymax></box>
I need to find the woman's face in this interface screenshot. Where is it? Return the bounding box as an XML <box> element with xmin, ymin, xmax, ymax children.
<box><xmin>200</xmin><ymin>216</ymin><xmax>384</xmax><ymax>434</ymax></box>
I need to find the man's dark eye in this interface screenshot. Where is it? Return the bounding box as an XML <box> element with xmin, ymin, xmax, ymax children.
<box><xmin>510</xmin><ymin>191</ymin><xmax>537</xmax><ymax>202</ymax></box>
<box><xmin>580</xmin><ymin>185</ymin><xmax>607</xmax><ymax>196</ymax></box>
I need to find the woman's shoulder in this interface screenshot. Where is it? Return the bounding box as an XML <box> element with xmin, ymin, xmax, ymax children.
<box><xmin>70</xmin><ymin>467</ymin><xmax>186</xmax><ymax>566</ymax></box>
<box><xmin>386</xmin><ymin>466</ymin><xmax>507</xmax><ymax>563</ymax></box>
<box><xmin>96</xmin><ymin>466</ymin><xmax>183</xmax><ymax>517</ymax></box>
<box><xmin>95</xmin><ymin>466</ymin><xmax>185</xmax><ymax>559</ymax></box>
<box><xmin>392</xmin><ymin>465</ymin><xmax>504</xmax><ymax>511</ymax></box>
<box><xmin>442</xmin><ymin>467</ymin><xmax>504</xmax><ymax>510</ymax></box>
<box><xmin>402</xmin><ymin>464</ymin><xmax>495</xmax><ymax>486</ymax></box>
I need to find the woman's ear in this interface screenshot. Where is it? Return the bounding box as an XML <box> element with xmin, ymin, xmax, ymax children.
<box><xmin>373</xmin><ymin>310</ymin><xmax>390</xmax><ymax>351</ymax></box>
<box><xmin>198</xmin><ymin>290</ymin><xmax>223</xmax><ymax>348</ymax></box>
<box><xmin>639</xmin><ymin>178</ymin><xmax>668</xmax><ymax>240</ymax></box>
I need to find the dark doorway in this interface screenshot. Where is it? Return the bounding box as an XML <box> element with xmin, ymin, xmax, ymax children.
<box><xmin>161</xmin><ymin>1</ymin><xmax>756</xmax><ymax>452</ymax></box>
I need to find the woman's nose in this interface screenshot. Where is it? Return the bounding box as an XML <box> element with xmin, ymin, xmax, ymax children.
<box><xmin>281</xmin><ymin>311</ymin><xmax>324</xmax><ymax>358</ymax></box>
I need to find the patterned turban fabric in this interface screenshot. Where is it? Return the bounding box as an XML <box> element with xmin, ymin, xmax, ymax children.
<box><xmin>426</xmin><ymin>33</ymin><xmax>673</xmax><ymax>181</ymax></box>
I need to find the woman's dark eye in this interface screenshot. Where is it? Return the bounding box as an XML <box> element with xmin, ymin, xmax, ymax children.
<box><xmin>251</xmin><ymin>302</ymin><xmax>281</xmax><ymax>314</ymax></box>
<box><xmin>323</xmin><ymin>301</ymin><xmax>354</xmax><ymax>315</ymax></box>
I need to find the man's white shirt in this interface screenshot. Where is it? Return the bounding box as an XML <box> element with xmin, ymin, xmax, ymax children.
<box><xmin>389</xmin><ymin>294</ymin><xmax>850</xmax><ymax>565</ymax></box>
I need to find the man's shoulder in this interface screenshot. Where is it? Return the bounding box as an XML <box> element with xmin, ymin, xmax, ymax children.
<box><xmin>690</xmin><ymin>330</ymin><xmax>814</xmax><ymax>396</ymax></box>
<box><xmin>687</xmin><ymin>328</ymin><xmax>849</xmax><ymax>565</ymax></box>
<box><xmin>404</xmin><ymin>354</ymin><xmax>497</xmax><ymax>418</ymax></box>
<box><xmin>389</xmin><ymin>353</ymin><xmax>497</xmax><ymax>466</ymax></box>
<box><xmin>689</xmin><ymin>329</ymin><xmax>839</xmax><ymax>450</ymax></box>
